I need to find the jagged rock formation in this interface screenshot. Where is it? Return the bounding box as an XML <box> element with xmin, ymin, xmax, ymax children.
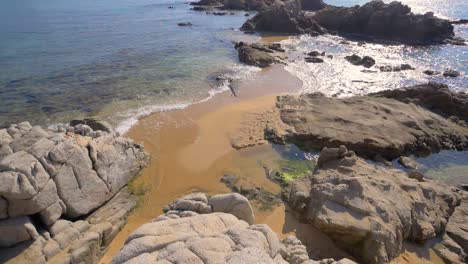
<box><xmin>287</xmin><ymin>146</ymin><xmax>464</xmax><ymax>264</ymax></box>
<box><xmin>234</xmin><ymin>41</ymin><xmax>286</xmax><ymax>67</ymax></box>
<box><xmin>242</xmin><ymin>0</ymin><xmax>456</xmax><ymax>44</ymax></box>
<box><xmin>190</xmin><ymin>0</ymin><xmax>277</xmax><ymax>11</ymax></box>
<box><xmin>111</xmin><ymin>192</ymin><xmax>356</xmax><ymax>264</ymax></box>
<box><xmin>371</xmin><ymin>82</ymin><xmax>468</xmax><ymax>124</ymax></box>
<box><xmin>241</xmin><ymin>0</ymin><xmax>327</xmax><ymax>35</ymax></box>
<box><xmin>0</xmin><ymin>121</ymin><xmax>148</xmax><ymax>262</ymax></box>
<box><xmin>0</xmin><ymin>187</ymin><xmax>139</xmax><ymax>264</ymax></box>
<box><xmin>312</xmin><ymin>0</ymin><xmax>454</xmax><ymax>44</ymax></box>
<box><xmin>265</xmin><ymin>83</ymin><xmax>468</xmax><ymax>159</ymax></box>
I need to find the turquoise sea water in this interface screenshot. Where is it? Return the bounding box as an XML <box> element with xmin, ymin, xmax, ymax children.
<box><xmin>0</xmin><ymin>0</ymin><xmax>467</xmax><ymax>130</ymax></box>
<box><xmin>0</xmin><ymin>0</ymin><xmax>256</xmax><ymax>128</ymax></box>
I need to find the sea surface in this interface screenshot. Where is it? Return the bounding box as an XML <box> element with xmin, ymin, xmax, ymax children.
<box><xmin>0</xmin><ymin>0</ymin><xmax>259</xmax><ymax>131</ymax></box>
<box><xmin>282</xmin><ymin>0</ymin><xmax>468</xmax><ymax>96</ymax></box>
<box><xmin>0</xmin><ymin>0</ymin><xmax>467</xmax><ymax>131</ymax></box>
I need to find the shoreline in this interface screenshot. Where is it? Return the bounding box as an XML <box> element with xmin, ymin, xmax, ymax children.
<box><xmin>99</xmin><ymin>64</ymin><xmax>310</xmax><ymax>263</ymax></box>
<box><xmin>100</xmin><ymin>65</ymin><xmax>451</xmax><ymax>264</ymax></box>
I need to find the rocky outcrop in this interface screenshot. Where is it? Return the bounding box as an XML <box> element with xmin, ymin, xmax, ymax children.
<box><xmin>371</xmin><ymin>82</ymin><xmax>468</xmax><ymax>124</ymax></box>
<box><xmin>224</xmin><ymin>0</ymin><xmax>276</xmax><ymax>11</ymax></box>
<box><xmin>311</xmin><ymin>0</ymin><xmax>454</xmax><ymax>44</ymax></box>
<box><xmin>242</xmin><ymin>0</ymin><xmax>455</xmax><ymax>45</ymax></box>
<box><xmin>266</xmin><ymin>87</ymin><xmax>468</xmax><ymax>159</ymax></box>
<box><xmin>0</xmin><ymin>187</ymin><xmax>139</xmax><ymax>264</ymax></box>
<box><xmin>0</xmin><ymin>120</ymin><xmax>148</xmax><ymax>259</ymax></box>
<box><xmin>111</xmin><ymin>192</ymin><xmax>356</xmax><ymax>264</ymax></box>
<box><xmin>288</xmin><ymin>146</ymin><xmax>462</xmax><ymax>264</ymax></box>
<box><xmin>234</xmin><ymin>41</ymin><xmax>286</xmax><ymax>67</ymax></box>
<box><xmin>241</xmin><ymin>0</ymin><xmax>327</xmax><ymax>35</ymax></box>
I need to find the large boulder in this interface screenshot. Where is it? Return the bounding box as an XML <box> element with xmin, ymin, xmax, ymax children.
<box><xmin>289</xmin><ymin>146</ymin><xmax>461</xmax><ymax>263</ymax></box>
<box><xmin>0</xmin><ymin>186</ymin><xmax>140</xmax><ymax>264</ymax></box>
<box><xmin>0</xmin><ymin>121</ymin><xmax>148</xmax><ymax>247</ymax></box>
<box><xmin>371</xmin><ymin>82</ymin><xmax>468</xmax><ymax>124</ymax></box>
<box><xmin>266</xmin><ymin>88</ymin><xmax>468</xmax><ymax>159</ymax></box>
<box><xmin>111</xmin><ymin>192</ymin><xmax>356</xmax><ymax>264</ymax></box>
<box><xmin>241</xmin><ymin>0</ymin><xmax>327</xmax><ymax>35</ymax></box>
<box><xmin>312</xmin><ymin>0</ymin><xmax>454</xmax><ymax>44</ymax></box>
<box><xmin>234</xmin><ymin>42</ymin><xmax>285</xmax><ymax>67</ymax></box>
<box><xmin>209</xmin><ymin>193</ymin><xmax>255</xmax><ymax>224</ymax></box>
<box><xmin>0</xmin><ymin>216</ymin><xmax>39</xmax><ymax>247</ymax></box>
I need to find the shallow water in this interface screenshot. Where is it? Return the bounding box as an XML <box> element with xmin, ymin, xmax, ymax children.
<box><xmin>0</xmin><ymin>0</ymin><xmax>257</xmax><ymax>128</ymax></box>
<box><xmin>282</xmin><ymin>0</ymin><xmax>467</xmax><ymax>96</ymax></box>
<box><xmin>393</xmin><ymin>150</ymin><xmax>468</xmax><ymax>186</ymax></box>
<box><xmin>1</xmin><ymin>0</ymin><xmax>466</xmax><ymax>130</ymax></box>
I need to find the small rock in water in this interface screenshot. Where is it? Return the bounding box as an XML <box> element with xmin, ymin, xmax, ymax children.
<box><xmin>423</xmin><ymin>69</ymin><xmax>440</xmax><ymax>75</ymax></box>
<box><xmin>408</xmin><ymin>170</ymin><xmax>425</xmax><ymax>182</ymax></box>
<box><xmin>305</xmin><ymin>57</ymin><xmax>324</xmax><ymax>63</ymax></box>
<box><xmin>443</xmin><ymin>69</ymin><xmax>460</xmax><ymax>78</ymax></box>
<box><xmin>168</xmin><ymin>6</ymin><xmax>174</xmax><ymax>9</ymax></box>
<box><xmin>345</xmin><ymin>54</ymin><xmax>375</xmax><ymax>68</ymax></box>
<box><xmin>380</xmin><ymin>64</ymin><xmax>414</xmax><ymax>72</ymax></box>
<box><xmin>244</xmin><ymin>13</ymin><xmax>250</xmax><ymax>17</ymax></box>
<box><xmin>307</xmin><ymin>50</ymin><xmax>325</xmax><ymax>57</ymax></box>
<box><xmin>398</xmin><ymin>156</ymin><xmax>420</xmax><ymax>170</ymax></box>
<box><xmin>177</xmin><ymin>22</ymin><xmax>192</xmax><ymax>26</ymax></box>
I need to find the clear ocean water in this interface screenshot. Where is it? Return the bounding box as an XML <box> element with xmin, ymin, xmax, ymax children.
<box><xmin>0</xmin><ymin>0</ymin><xmax>466</xmax><ymax>131</ymax></box>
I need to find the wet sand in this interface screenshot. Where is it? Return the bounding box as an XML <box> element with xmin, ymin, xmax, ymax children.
<box><xmin>100</xmin><ymin>48</ymin><xmax>446</xmax><ymax>264</ymax></box>
<box><xmin>100</xmin><ymin>64</ymin><xmax>332</xmax><ymax>262</ymax></box>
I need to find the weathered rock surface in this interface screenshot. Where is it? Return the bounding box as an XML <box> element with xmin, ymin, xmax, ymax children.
<box><xmin>433</xmin><ymin>192</ymin><xmax>468</xmax><ymax>264</ymax></box>
<box><xmin>112</xmin><ymin>193</ymin><xmax>356</xmax><ymax>264</ymax></box>
<box><xmin>311</xmin><ymin>0</ymin><xmax>454</xmax><ymax>44</ymax></box>
<box><xmin>234</xmin><ymin>41</ymin><xmax>286</xmax><ymax>67</ymax></box>
<box><xmin>0</xmin><ymin>187</ymin><xmax>139</xmax><ymax>264</ymax></box>
<box><xmin>371</xmin><ymin>82</ymin><xmax>468</xmax><ymax>123</ymax></box>
<box><xmin>241</xmin><ymin>0</ymin><xmax>327</xmax><ymax>35</ymax></box>
<box><xmin>0</xmin><ymin>120</ymin><xmax>148</xmax><ymax>258</ymax></box>
<box><xmin>288</xmin><ymin>146</ymin><xmax>462</xmax><ymax>264</ymax></box>
<box><xmin>266</xmin><ymin>86</ymin><xmax>468</xmax><ymax>159</ymax></box>
<box><xmin>243</xmin><ymin>0</ymin><xmax>455</xmax><ymax>45</ymax></box>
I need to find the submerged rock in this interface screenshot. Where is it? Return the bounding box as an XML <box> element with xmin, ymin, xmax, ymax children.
<box><xmin>423</xmin><ymin>69</ymin><xmax>440</xmax><ymax>75</ymax></box>
<box><xmin>177</xmin><ymin>22</ymin><xmax>193</xmax><ymax>26</ymax></box>
<box><xmin>344</xmin><ymin>54</ymin><xmax>375</xmax><ymax>68</ymax></box>
<box><xmin>266</xmin><ymin>84</ymin><xmax>468</xmax><ymax>159</ymax></box>
<box><xmin>305</xmin><ymin>57</ymin><xmax>324</xmax><ymax>63</ymax></box>
<box><xmin>288</xmin><ymin>146</ymin><xmax>462</xmax><ymax>264</ymax></box>
<box><xmin>443</xmin><ymin>69</ymin><xmax>461</xmax><ymax>77</ymax></box>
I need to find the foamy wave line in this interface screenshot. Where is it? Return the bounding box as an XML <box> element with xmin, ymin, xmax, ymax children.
<box><xmin>115</xmin><ymin>64</ymin><xmax>261</xmax><ymax>135</ymax></box>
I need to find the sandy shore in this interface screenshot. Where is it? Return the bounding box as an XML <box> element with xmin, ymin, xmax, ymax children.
<box><xmin>100</xmin><ymin>47</ymin><xmax>445</xmax><ymax>264</ymax></box>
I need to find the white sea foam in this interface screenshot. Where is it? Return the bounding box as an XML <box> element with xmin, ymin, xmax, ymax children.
<box><xmin>280</xmin><ymin>34</ymin><xmax>435</xmax><ymax>97</ymax></box>
<box><xmin>115</xmin><ymin>64</ymin><xmax>261</xmax><ymax>135</ymax></box>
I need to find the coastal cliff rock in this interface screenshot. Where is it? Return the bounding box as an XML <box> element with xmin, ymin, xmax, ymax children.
<box><xmin>242</xmin><ymin>0</ymin><xmax>455</xmax><ymax>44</ymax></box>
<box><xmin>234</xmin><ymin>41</ymin><xmax>286</xmax><ymax>67</ymax></box>
<box><xmin>241</xmin><ymin>0</ymin><xmax>327</xmax><ymax>35</ymax></box>
<box><xmin>266</xmin><ymin>84</ymin><xmax>468</xmax><ymax>159</ymax></box>
<box><xmin>111</xmin><ymin>192</ymin><xmax>356</xmax><ymax>264</ymax></box>
<box><xmin>312</xmin><ymin>0</ymin><xmax>454</xmax><ymax>44</ymax></box>
<box><xmin>371</xmin><ymin>82</ymin><xmax>468</xmax><ymax>124</ymax></box>
<box><xmin>288</xmin><ymin>146</ymin><xmax>463</xmax><ymax>264</ymax></box>
<box><xmin>0</xmin><ymin>121</ymin><xmax>148</xmax><ymax>262</ymax></box>
<box><xmin>0</xmin><ymin>187</ymin><xmax>140</xmax><ymax>264</ymax></box>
